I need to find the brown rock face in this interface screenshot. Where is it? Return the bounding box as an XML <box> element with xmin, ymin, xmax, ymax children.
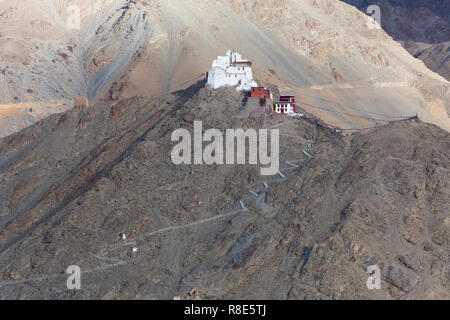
<box><xmin>405</xmin><ymin>41</ymin><xmax>450</xmax><ymax>80</ymax></box>
<box><xmin>0</xmin><ymin>84</ymin><xmax>448</xmax><ymax>299</ymax></box>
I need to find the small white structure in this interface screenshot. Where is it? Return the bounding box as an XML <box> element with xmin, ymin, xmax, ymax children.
<box><xmin>272</xmin><ymin>102</ymin><xmax>296</xmax><ymax>115</ymax></box>
<box><xmin>131</xmin><ymin>247</ymin><xmax>138</xmax><ymax>253</ymax></box>
<box><xmin>207</xmin><ymin>50</ymin><xmax>258</xmax><ymax>91</ymax></box>
<box><xmin>121</xmin><ymin>233</ymin><xmax>127</xmax><ymax>240</ymax></box>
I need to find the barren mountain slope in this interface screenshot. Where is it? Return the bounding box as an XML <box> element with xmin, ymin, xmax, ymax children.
<box><xmin>342</xmin><ymin>0</ymin><xmax>450</xmax><ymax>81</ymax></box>
<box><xmin>404</xmin><ymin>41</ymin><xmax>450</xmax><ymax>81</ymax></box>
<box><xmin>0</xmin><ymin>0</ymin><xmax>85</xmax><ymax>102</ymax></box>
<box><xmin>0</xmin><ymin>101</ymin><xmax>73</xmax><ymax>138</ymax></box>
<box><xmin>0</xmin><ymin>0</ymin><xmax>449</xmax><ymax>134</ymax></box>
<box><xmin>0</xmin><ymin>83</ymin><xmax>448</xmax><ymax>299</ymax></box>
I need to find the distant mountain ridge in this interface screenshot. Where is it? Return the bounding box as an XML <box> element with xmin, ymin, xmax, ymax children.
<box><xmin>341</xmin><ymin>0</ymin><xmax>450</xmax><ymax>80</ymax></box>
<box><xmin>343</xmin><ymin>0</ymin><xmax>450</xmax><ymax>21</ymax></box>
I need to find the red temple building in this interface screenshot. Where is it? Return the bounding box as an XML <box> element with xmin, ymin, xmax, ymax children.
<box><xmin>272</xmin><ymin>95</ymin><xmax>296</xmax><ymax>114</ymax></box>
<box><xmin>251</xmin><ymin>87</ymin><xmax>271</xmax><ymax>99</ymax></box>
<box><xmin>279</xmin><ymin>95</ymin><xmax>295</xmax><ymax>104</ymax></box>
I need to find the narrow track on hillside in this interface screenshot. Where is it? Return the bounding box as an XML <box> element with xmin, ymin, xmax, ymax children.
<box><xmin>0</xmin><ymin>116</ymin><xmax>422</xmax><ymax>290</ymax></box>
<box><xmin>0</xmin><ymin>121</ymin><xmax>312</xmax><ymax>289</ymax></box>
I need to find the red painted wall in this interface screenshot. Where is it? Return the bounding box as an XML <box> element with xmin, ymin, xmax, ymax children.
<box><xmin>280</xmin><ymin>96</ymin><xmax>295</xmax><ymax>103</ymax></box>
<box><xmin>251</xmin><ymin>87</ymin><xmax>270</xmax><ymax>99</ymax></box>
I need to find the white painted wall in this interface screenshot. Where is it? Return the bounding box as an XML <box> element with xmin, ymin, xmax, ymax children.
<box><xmin>274</xmin><ymin>103</ymin><xmax>295</xmax><ymax>114</ymax></box>
<box><xmin>207</xmin><ymin>50</ymin><xmax>257</xmax><ymax>91</ymax></box>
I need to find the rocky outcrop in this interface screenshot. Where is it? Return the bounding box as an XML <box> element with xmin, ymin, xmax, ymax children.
<box><xmin>0</xmin><ymin>84</ymin><xmax>448</xmax><ymax>299</ymax></box>
<box><xmin>404</xmin><ymin>41</ymin><xmax>450</xmax><ymax>80</ymax></box>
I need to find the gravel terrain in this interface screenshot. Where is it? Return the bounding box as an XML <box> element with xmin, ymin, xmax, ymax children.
<box><xmin>0</xmin><ymin>83</ymin><xmax>448</xmax><ymax>299</ymax></box>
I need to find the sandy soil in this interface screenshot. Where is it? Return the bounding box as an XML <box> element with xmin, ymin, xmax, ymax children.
<box><xmin>0</xmin><ymin>0</ymin><xmax>449</xmax><ymax>134</ymax></box>
<box><xmin>0</xmin><ymin>100</ymin><xmax>73</xmax><ymax>137</ymax></box>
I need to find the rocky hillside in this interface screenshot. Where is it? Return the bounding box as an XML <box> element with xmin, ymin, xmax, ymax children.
<box><xmin>404</xmin><ymin>41</ymin><xmax>450</xmax><ymax>81</ymax></box>
<box><xmin>0</xmin><ymin>100</ymin><xmax>72</xmax><ymax>138</ymax></box>
<box><xmin>0</xmin><ymin>0</ymin><xmax>449</xmax><ymax>135</ymax></box>
<box><xmin>342</xmin><ymin>0</ymin><xmax>450</xmax><ymax>80</ymax></box>
<box><xmin>0</xmin><ymin>83</ymin><xmax>448</xmax><ymax>299</ymax></box>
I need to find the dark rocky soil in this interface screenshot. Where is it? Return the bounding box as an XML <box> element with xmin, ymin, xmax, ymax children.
<box><xmin>0</xmin><ymin>83</ymin><xmax>448</xmax><ymax>299</ymax></box>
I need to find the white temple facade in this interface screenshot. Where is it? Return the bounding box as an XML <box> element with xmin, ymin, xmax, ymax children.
<box><xmin>207</xmin><ymin>50</ymin><xmax>258</xmax><ymax>91</ymax></box>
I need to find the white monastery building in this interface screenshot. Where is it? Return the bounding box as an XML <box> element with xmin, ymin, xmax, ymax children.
<box><xmin>207</xmin><ymin>50</ymin><xmax>258</xmax><ymax>91</ymax></box>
